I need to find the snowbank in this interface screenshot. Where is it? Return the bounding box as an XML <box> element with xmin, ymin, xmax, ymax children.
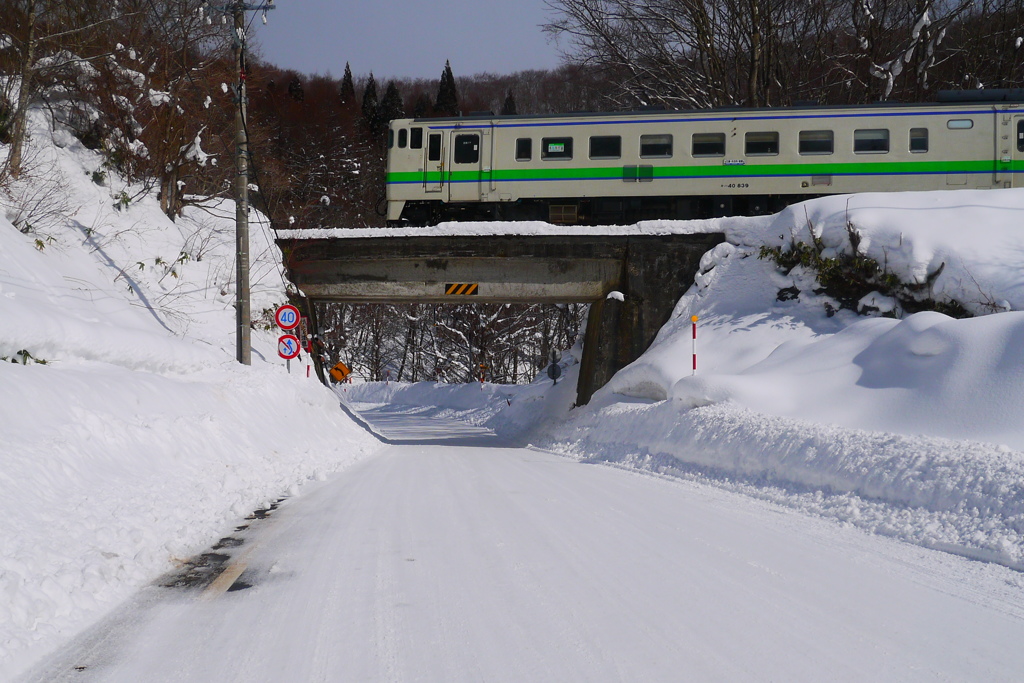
<box><xmin>535</xmin><ymin>189</ymin><xmax>1024</xmax><ymax>574</ymax></box>
<box><xmin>0</xmin><ymin>110</ymin><xmax>380</xmax><ymax>678</ymax></box>
<box><xmin>602</xmin><ymin>191</ymin><xmax>1024</xmax><ymax>447</ymax></box>
<box><xmin>754</xmin><ymin>189</ymin><xmax>1024</xmax><ymax>313</ymax></box>
<box><xmin>0</xmin><ymin>360</ymin><xmax>379</xmax><ymax>676</ymax></box>
<box><xmin>539</xmin><ymin>398</ymin><xmax>1024</xmax><ymax>569</ymax></box>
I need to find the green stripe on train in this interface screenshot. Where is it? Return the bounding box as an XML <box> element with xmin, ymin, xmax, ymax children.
<box><xmin>388</xmin><ymin>159</ymin><xmax>1013</xmax><ymax>185</ymax></box>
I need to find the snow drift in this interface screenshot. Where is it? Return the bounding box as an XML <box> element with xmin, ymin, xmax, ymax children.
<box><xmin>0</xmin><ymin>110</ymin><xmax>379</xmax><ymax>678</ymax></box>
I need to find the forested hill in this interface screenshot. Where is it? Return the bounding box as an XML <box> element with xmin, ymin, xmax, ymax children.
<box><xmin>5</xmin><ymin>2</ymin><xmax>1024</xmax><ymax>234</ymax></box>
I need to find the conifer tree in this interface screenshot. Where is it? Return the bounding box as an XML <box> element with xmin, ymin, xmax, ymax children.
<box><xmin>339</xmin><ymin>62</ymin><xmax>355</xmax><ymax>107</ymax></box>
<box><xmin>378</xmin><ymin>81</ymin><xmax>405</xmax><ymax>126</ymax></box>
<box><xmin>412</xmin><ymin>93</ymin><xmax>431</xmax><ymax>118</ymax></box>
<box><xmin>501</xmin><ymin>90</ymin><xmax>518</xmax><ymax>115</ymax></box>
<box><xmin>434</xmin><ymin>60</ymin><xmax>459</xmax><ymax>116</ymax></box>
<box><xmin>287</xmin><ymin>76</ymin><xmax>305</xmax><ymax>102</ymax></box>
<box><xmin>361</xmin><ymin>73</ymin><xmax>379</xmax><ymax>132</ymax></box>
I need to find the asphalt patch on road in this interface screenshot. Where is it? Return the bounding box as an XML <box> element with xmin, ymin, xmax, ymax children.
<box><xmin>226</xmin><ymin>569</ymin><xmax>255</xmax><ymax>592</ymax></box>
<box><xmin>160</xmin><ymin>552</ymin><xmax>232</xmax><ymax>589</ymax></box>
<box><xmin>246</xmin><ymin>499</ymin><xmax>282</xmax><ymax>520</ymax></box>
<box><xmin>158</xmin><ymin>496</ymin><xmax>287</xmax><ymax>591</ymax></box>
<box><xmin>212</xmin><ymin>536</ymin><xmax>244</xmax><ymax>550</ymax></box>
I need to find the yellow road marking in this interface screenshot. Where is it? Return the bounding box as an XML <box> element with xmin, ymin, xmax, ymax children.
<box><xmin>203</xmin><ymin>561</ymin><xmax>248</xmax><ymax>599</ymax></box>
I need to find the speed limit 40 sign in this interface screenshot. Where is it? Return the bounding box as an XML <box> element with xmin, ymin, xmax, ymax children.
<box><xmin>275</xmin><ymin>304</ymin><xmax>300</xmax><ymax>330</ymax></box>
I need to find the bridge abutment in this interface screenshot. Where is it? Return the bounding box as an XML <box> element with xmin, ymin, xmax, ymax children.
<box><xmin>574</xmin><ymin>235</ymin><xmax>721</xmax><ymax>405</ymax></box>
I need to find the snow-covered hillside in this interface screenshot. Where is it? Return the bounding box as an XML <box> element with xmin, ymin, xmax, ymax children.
<box><xmin>0</xmin><ymin>111</ymin><xmax>380</xmax><ymax>678</ymax></box>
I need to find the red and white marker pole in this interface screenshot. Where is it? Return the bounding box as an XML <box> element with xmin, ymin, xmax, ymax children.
<box><xmin>691</xmin><ymin>315</ymin><xmax>698</xmax><ymax>375</ymax></box>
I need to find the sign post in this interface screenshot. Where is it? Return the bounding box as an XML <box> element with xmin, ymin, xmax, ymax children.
<box><xmin>298</xmin><ymin>316</ymin><xmax>311</xmax><ymax>378</ymax></box>
<box><xmin>691</xmin><ymin>315</ymin><xmax>698</xmax><ymax>375</ymax></box>
<box><xmin>547</xmin><ymin>348</ymin><xmax>562</xmax><ymax>385</ymax></box>
<box><xmin>547</xmin><ymin>362</ymin><xmax>562</xmax><ymax>385</ymax></box>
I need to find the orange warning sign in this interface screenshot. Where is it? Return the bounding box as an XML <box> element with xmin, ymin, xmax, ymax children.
<box><xmin>329</xmin><ymin>362</ymin><xmax>351</xmax><ymax>382</ymax></box>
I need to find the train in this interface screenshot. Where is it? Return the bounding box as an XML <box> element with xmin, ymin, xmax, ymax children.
<box><xmin>384</xmin><ymin>91</ymin><xmax>1024</xmax><ymax>226</ymax></box>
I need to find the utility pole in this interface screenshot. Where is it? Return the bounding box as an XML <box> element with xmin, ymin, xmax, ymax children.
<box><xmin>232</xmin><ymin>4</ymin><xmax>250</xmax><ymax>365</ymax></box>
<box><xmin>224</xmin><ymin>1</ymin><xmax>274</xmax><ymax>365</ymax></box>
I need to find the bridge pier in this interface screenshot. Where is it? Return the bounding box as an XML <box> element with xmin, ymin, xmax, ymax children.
<box><xmin>574</xmin><ymin>235</ymin><xmax>722</xmax><ymax>405</ymax></box>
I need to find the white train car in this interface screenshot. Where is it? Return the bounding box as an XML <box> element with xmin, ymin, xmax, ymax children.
<box><xmin>385</xmin><ymin>92</ymin><xmax>1024</xmax><ymax>225</ymax></box>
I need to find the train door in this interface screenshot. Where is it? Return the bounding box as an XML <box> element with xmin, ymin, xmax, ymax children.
<box><xmin>424</xmin><ymin>132</ymin><xmax>443</xmax><ymax>193</ymax></box>
<box><xmin>1012</xmin><ymin>116</ymin><xmax>1024</xmax><ymax>188</ymax></box>
<box><xmin>447</xmin><ymin>130</ymin><xmax>484</xmax><ymax>203</ymax></box>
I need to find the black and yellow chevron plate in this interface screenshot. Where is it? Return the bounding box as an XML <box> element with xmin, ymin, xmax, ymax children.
<box><xmin>445</xmin><ymin>283</ymin><xmax>479</xmax><ymax>295</ymax></box>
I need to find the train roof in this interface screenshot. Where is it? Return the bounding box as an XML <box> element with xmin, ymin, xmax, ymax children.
<box><xmin>403</xmin><ymin>90</ymin><xmax>1024</xmax><ymax>126</ymax></box>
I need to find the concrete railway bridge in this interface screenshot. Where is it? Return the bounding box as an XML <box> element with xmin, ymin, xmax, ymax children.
<box><xmin>276</xmin><ymin>226</ymin><xmax>725</xmax><ymax>406</ymax></box>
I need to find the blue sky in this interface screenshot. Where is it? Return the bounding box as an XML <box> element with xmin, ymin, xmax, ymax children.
<box><xmin>253</xmin><ymin>0</ymin><xmax>565</xmax><ymax>81</ymax></box>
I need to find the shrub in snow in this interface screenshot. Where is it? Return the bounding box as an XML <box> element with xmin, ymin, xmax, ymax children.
<box><xmin>758</xmin><ymin>220</ymin><xmax>968</xmax><ymax>319</ymax></box>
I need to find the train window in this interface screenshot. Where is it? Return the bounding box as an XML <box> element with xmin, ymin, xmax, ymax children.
<box><xmin>947</xmin><ymin>119</ymin><xmax>974</xmax><ymax>129</ymax></box>
<box><xmin>428</xmin><ymin>133</ymin><xmax>442</xmax><ymax>162</ymax></box>
<box><xmin>590</xmin><ymin>135</ymin><xmax>622</xmax><ymax>159</ymax></box>
<box><xmin>640</xmin><ymin>134</ymin><xmax>673</xmax><ymax>158</ymax></box>
<box><xmin>854</xmin><ymin>129</ymin><xmax>889</xmax><ymax>153</ymax></box>
<box><xmin>516</xmin><ymin>138</ymin><xmax>532</xmax><ymax>161</ymax></box>
<box><xmin>1019</xmin><ymin>121</ymin><xmax>1024</xmax><ymax>152</ymax></box>
<box><xmin>692</xmin><ymin>133</ymin><xmax>725</xmax><ymax>157</ymax></box>
<box><xmin>398</xmin><ymin>129</ymin><xmax>408</xmax><ymax>149</ymax></box>
<box><xmin>910</xmin><ymin>128</ymin><xmax>928</xmax><ymax>153</ymax></box>
<box><xmin>453</xmin><ymin>134</ymin><xmax>480</xmax><ymax>164</ymax></box>
<box><xmin>799</xmin><ymin>130</ymin><xmax>833</xmax><ymax>155</ymax></box>
<box><xmin>542</xmin><ymin>137</ymin><xmax>574</xmax><ymax>160</ymax></box>
<box><xmin>746</xmin><ymin>131</ymin><xmax>779</xmax><ymax>156</ymax></box>
<box><xmin>410</xmin><ymin>127</ymin><xmax>423</xmax><ymax>149</ymax></box>
<box><xmin>388</xmin><ymin>130</ymin><xmax>394</xmax><ymax>149</ymax></box>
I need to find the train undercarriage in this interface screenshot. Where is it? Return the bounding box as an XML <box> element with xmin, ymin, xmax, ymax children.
<box><xmin>391</xmin><ymin>193</ymin><xmax>822</xmax><ymax>227</ymax></box>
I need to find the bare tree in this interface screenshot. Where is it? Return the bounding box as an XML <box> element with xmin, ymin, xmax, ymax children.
<box><xmin>940</xmin><ymin>0</ymin><xmax>1024</xmax><ymax>91</ymax></box>
<box><xmin>543</xmin><ymin>0</ymin><xmax>979</xmax><ymax>107</ymax></box>
<box><xmin>315</xmin><ymin>302</ymin><xmax>585</xmax><ymax>385</ymax></box>
<box><xmin>543</xmin><ymin>0</ymin><xmax>783</xmax><ymax>108</ymax></box>
<box><xmin>114</xmin><ymin>0</ymin><xmax>234</xmax><ymax>217</ymax></box>
<box><xmin>1</xmin><ymin>0</ymin><xmax>128</xmax><ymax>178</ymax></box>
<box><xmin>846</xmin><ymin>0</ymin><xmax>972</xmax><ymax>101</ymax></box>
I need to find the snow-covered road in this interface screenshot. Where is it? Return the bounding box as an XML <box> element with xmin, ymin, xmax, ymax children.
<box><xmin>22</xmin><ymin>408</ymin><xmax>1024</xmax><ymax>682</ymax></box>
